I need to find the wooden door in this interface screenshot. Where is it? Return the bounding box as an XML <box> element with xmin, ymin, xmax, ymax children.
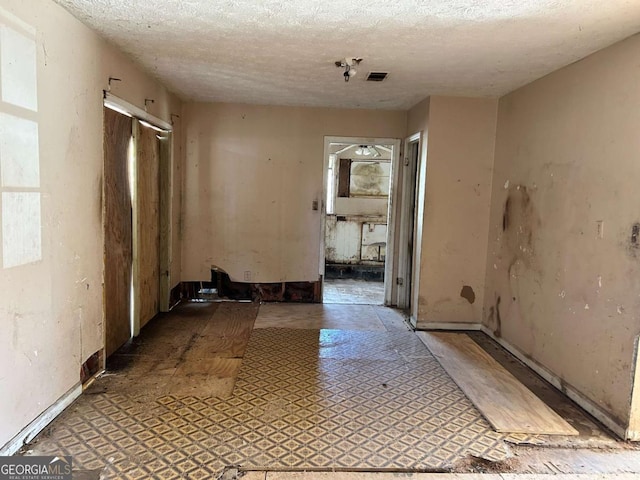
<box><xmin>133</xmin><ymin>120</ymin><xmax>160</xmax><ymax>330</ymax></box>
<box><xmin>103</xmin><ymin>107</ymin><xmax>133</xmax><ymax>357</ymax></box>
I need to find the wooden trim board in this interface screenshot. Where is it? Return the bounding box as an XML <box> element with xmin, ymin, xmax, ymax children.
<box><xmin>416</xmin><ymin>323</ymin><xmax>627</xmax><ymax>439</ymax></box>
<box><xmin>0</xmin><ymin>383</ymin><xmax>82</xmax><ymax>455</ymax></box>
<box><xmin>417</xmin><ymin>331</ymin><xmax>578</xmax><ymax>435</ymax></box>
<box><xmin>416</xmin><ymin>322</ymin><xmax>482</xmax><ymax>331</ymax></box>
<box><xmin>478</xmin><ymin>325</ymin><xmax>627</xmax><ymax>440</ymax></box>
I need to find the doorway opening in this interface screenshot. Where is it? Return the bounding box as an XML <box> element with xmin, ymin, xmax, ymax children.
<box><xmin>396</xmin><ymin>133</ymin><xmax>422</xmax><ymax>325</ymax></box>
<box><xmin>321</xmin><ymin>137</ymin><xmax>400</xmax><ymax>305</ymax></box>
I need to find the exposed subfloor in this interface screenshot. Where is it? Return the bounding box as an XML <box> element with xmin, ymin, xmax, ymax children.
<box><xmin>21</xmin><ymin>302</ymin><xmax>640</xmax><ymax>478</ymax></box>
<box><xmin>323</xmin><ymin>278</ymin><xmax>385</xmax><ymax>305</ymax></box>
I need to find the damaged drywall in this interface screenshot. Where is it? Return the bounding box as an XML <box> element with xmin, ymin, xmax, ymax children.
<box><xmin>325</xmin><ymin>216</ymin><xmax>387</xmax><ymax>265</ymax></box>
<box><xmin>483</xmin><ymin>33</ymin><xmax>640</xmax><ymax>436</ymax></box>
<box><xmin>460</xmin><ymin>285</ymin><xmax>476</xmax><ymax>304</ymax></box>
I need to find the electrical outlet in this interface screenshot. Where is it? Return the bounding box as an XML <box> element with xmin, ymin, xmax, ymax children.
<box><xmin>244</xmin><ymin>270</ymin><xmax>251</xmax><ymax>281</ymax></box>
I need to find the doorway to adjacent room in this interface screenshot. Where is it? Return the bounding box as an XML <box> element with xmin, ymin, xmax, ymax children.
<box><xmin>321</xmin><ymin>137</ymin><xmax>399</xmax><ymax>305</ymax></box>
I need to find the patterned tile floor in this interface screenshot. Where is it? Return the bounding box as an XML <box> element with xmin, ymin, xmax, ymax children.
<box><xmin>24</xmin><ymin>303</ymin><xmax>538</xmax><ymax>478</ymax></box>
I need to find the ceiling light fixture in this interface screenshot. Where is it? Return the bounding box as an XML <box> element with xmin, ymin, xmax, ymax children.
<box><xmin>355</xmin><ymin>145</ymin><xmax>372</xmax><ymax>156</ymax></box>
<box><xmin>335</xmin><ymin>57</ymin><xmax>363</xmax><ymax>82</ymax></box>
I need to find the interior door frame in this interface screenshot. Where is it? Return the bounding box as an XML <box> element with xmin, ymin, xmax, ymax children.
<box><xmin>320</xmin><ymin>136</ymin><xmax>402</xmax><ymax>306</ymax></box>
<box><xmin>396</xmin><ymin>132</ymin><xmax>421</xmax><ymax>309</ymax></box>
<box><xmin>158</xmin><ymin>132</ymin><xmax>172</xmax><ymax>312</ymax></box>
<box><xmin>103</xmin><ymin>93</ymin><xmax>172</xmax><ymax>340</ymax></box>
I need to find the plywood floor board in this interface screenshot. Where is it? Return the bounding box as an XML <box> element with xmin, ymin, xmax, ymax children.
<box><xmin>417</xmin><ymin>331</ymin><xmax>578</xmax><ymax>436</ymax></box>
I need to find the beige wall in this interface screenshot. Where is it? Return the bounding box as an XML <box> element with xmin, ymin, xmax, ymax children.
<box><xmin>484</xmin><ymin>33</ymin><xmax>640</xmax><ymax>434</ymax></box>
<box><xmin>180</xmin><ymin>102</ymin><xmax>406</xmax><ymax>283</ymax></box>
<box><xmin>412</xmin><ymin>96</ymin><xmax>497</xmax><ymax>327</ymax></box>
<box><xmin>405</xmin><ymin>98</ymin><xmax>430</xmax><ymax>319</ymax></box>
<box><xmin>0</xmin><ymin>0</ymin><xmax>181</xmax><ymax>448</ymax></box>
<box><xmin>5</xmin><ymin>0</ymin><xmax>639</xmax><ymax>450</ymax></box>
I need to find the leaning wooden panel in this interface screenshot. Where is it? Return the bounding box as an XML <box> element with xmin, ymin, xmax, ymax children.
<box><xmin>103</xmin><ymin>108</ymin><xmax>133</xmax><ymax>357</ymax></box>
<box><xmin>158</xmin><ymin>133</ymin><xmax>172</xmax><ymax>312</ymax></box>
<box><xmin>134</xmin><ymin>120</ymin><xmax>160</xmax><ymax>329</ymax></box>
<box><xmin>417</xmin><ymin>331</ymin><xmax>578</xmax><ymax>435</ymax></box>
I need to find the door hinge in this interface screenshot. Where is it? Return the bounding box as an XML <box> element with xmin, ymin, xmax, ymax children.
<box><xmin>404</xmin><ymin>157</ymin><xmax>410</xmax><ymax>167</ymax></box>
<box><xmin>396</xmin><ymin>277</ymin><xmax>404</xmax><ymax>286</ymax></box>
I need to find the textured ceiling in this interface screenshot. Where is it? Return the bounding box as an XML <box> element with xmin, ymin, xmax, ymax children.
<box><xmin>55</xmin><ymin>0</ymin><xmax>640</xmax><ymax>110</ymax></box>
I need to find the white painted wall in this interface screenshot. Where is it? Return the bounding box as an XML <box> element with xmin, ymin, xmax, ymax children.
<box><xmin>0</xmin><ymin>0</ymin><xmax>181</xmax><ymax>449</ymax></box>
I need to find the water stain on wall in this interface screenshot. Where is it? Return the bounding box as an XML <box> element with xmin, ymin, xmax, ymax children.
<box><xmin>486</xmin><ymin>295</ymin><xmax>502</xmax><ymax>337</ymax></box>
<box><xmin>492</xmin><ymin>185</ymin><xmax>541</xmax><ymax>338</ymax></box>
<box><xmin>352</xmin><ymin>162</ymin><xmax>383</xmax><ymax>177</ymax></box>
<box><xmin>502</xmin><ymin>185</ymin><xmax>539</xmax><ymax>267</ymax></box>
<box><xmin>487</xmin><ymin>296</ymin><xmax>502</xmax><ymax>338</ymax></box>
<box><xmin>499</xmin><ymin>184</ymin><xmax>542</xmax><ymax>326</ymax></box>
<box><xmin>495</xmin><ymin>295</ymin><xmax>502</xmax><ymax>337</ymax></box>
<box><xmin>628</xmin><ymin>223</ymin><xmax>640</xmax><ymax>258</ymax></box>
<box><xmin>351</xmin><ymin>162</ymin><xmax>387</xmax><ymax>196</ymax></box>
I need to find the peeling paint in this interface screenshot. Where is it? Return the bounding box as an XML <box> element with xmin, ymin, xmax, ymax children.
<box><xmin>460</xmin><ymin>285</ymin><xmax>475</xmax><ymax>304</ymax></box>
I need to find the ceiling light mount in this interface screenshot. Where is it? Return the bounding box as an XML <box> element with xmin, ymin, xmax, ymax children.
<box><xmin>355</xmin><ymin>145</ymin><xmax>381</xmax><ymax>157</ymax></box>
<box><xmin>335</xmin><ymin>57</ymin><xmax>363</xmax><ymax>82</ymax></box>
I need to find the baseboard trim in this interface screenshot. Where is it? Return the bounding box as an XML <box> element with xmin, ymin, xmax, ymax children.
<box><xmin>415</xmin><ymin>322</ymin><xmax>627</xmax><ymax>440</ymax></box>
<box><xmin>0</xmin><ymin>382</ymin><xmax>82</xmax><ymax>456</ymax></box>
<box><xmin>416</xmin><ymin>322</ymin><xmax>482</xmax><ymax>331</ymax></box>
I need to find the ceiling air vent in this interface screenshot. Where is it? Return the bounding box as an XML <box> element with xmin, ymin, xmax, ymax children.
<box><xmin>366</xmin><ymin>71</ymin><xmax>388</xmax><ymax>82</ymax></box>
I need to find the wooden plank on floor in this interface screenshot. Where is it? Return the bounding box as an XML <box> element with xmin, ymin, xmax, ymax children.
<box><xmin>416</xmin><ymin>331</ymin><xmax>578</xmax><ymax>435</ymax></box>
<box><xmin>201</xmin><ymin>302</ymin><xmax>258</xmax><ymax>337</ymax></box>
